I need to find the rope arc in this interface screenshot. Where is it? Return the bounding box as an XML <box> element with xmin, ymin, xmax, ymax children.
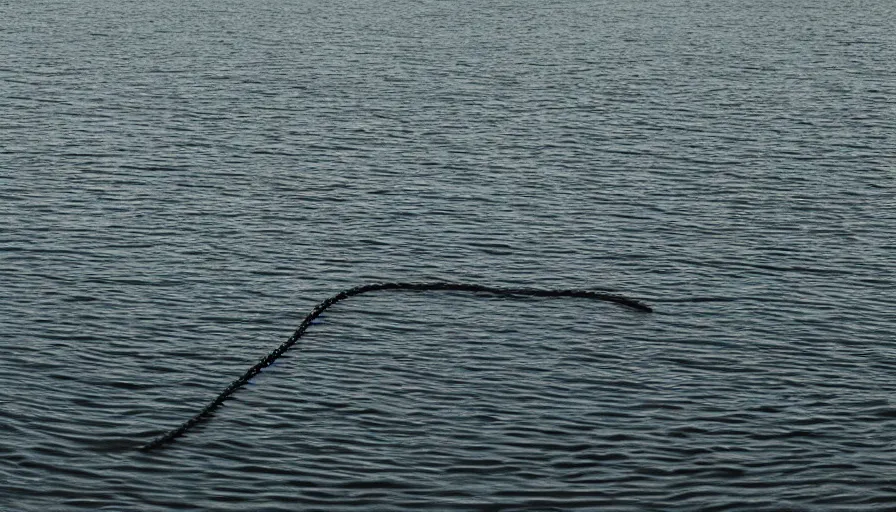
<box><xmin>139</xmin><ymin>281</ymin><xmax>652</xmax><ymax>452</ymax></box>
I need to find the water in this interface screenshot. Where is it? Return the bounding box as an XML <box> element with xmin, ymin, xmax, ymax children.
<box><xmin>2</xmin><ymin>0</ymin><xmax>894</xmax><ymax>509</ymax></box>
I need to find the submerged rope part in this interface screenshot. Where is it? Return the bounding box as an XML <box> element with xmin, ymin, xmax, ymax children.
<box><xmin>139</xmin><ymin>281</ymin><xmax>652</xmax><ymax>452</ymax></box>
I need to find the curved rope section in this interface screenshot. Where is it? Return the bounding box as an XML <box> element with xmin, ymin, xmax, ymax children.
<box><xmin>139</xmin><ymin>281</ymin><xmax>652</xmax><ymax>452</ymax></box>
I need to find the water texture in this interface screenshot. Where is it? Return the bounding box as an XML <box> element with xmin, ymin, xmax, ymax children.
<box><xmin>1</xmin><ymin>0</ymin><xmax>894</xmax><ymax>510</ymax></box>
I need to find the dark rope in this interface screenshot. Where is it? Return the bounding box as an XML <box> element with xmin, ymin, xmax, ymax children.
<box><xmin>138</xmin><ymin>281</ymin><xmax>652</xmax><ymax>452</ymax></box>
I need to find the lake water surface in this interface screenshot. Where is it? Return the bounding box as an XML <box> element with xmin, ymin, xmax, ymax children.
<box><xmin>2</xmin><ymin>0</ymin><xmax>895</xmax><ymax>510</ymax></box>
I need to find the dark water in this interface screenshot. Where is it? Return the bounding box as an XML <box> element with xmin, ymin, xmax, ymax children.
<box><xmin>2</xmin><ymin>0</ymin><xmax>895</xmax><ymax>509</ymax></box>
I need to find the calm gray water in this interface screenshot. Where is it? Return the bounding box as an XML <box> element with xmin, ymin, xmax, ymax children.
<box><xmin>2</xmin><ymin>0</ymin><xmax>895</xmax><ymax>510</ymax></box>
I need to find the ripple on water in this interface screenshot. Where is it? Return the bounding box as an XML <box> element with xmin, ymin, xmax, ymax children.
<box><xmin>2</xmin><ymin>0</ymin><xmax>896</xmax><ymax>509</ymax></box>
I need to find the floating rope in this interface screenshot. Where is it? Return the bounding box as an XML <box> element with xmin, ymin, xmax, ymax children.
<box><xmin>139</xmin><ymin>281</ymin><xmax>652</xmax><ymax>452</ymax></box>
